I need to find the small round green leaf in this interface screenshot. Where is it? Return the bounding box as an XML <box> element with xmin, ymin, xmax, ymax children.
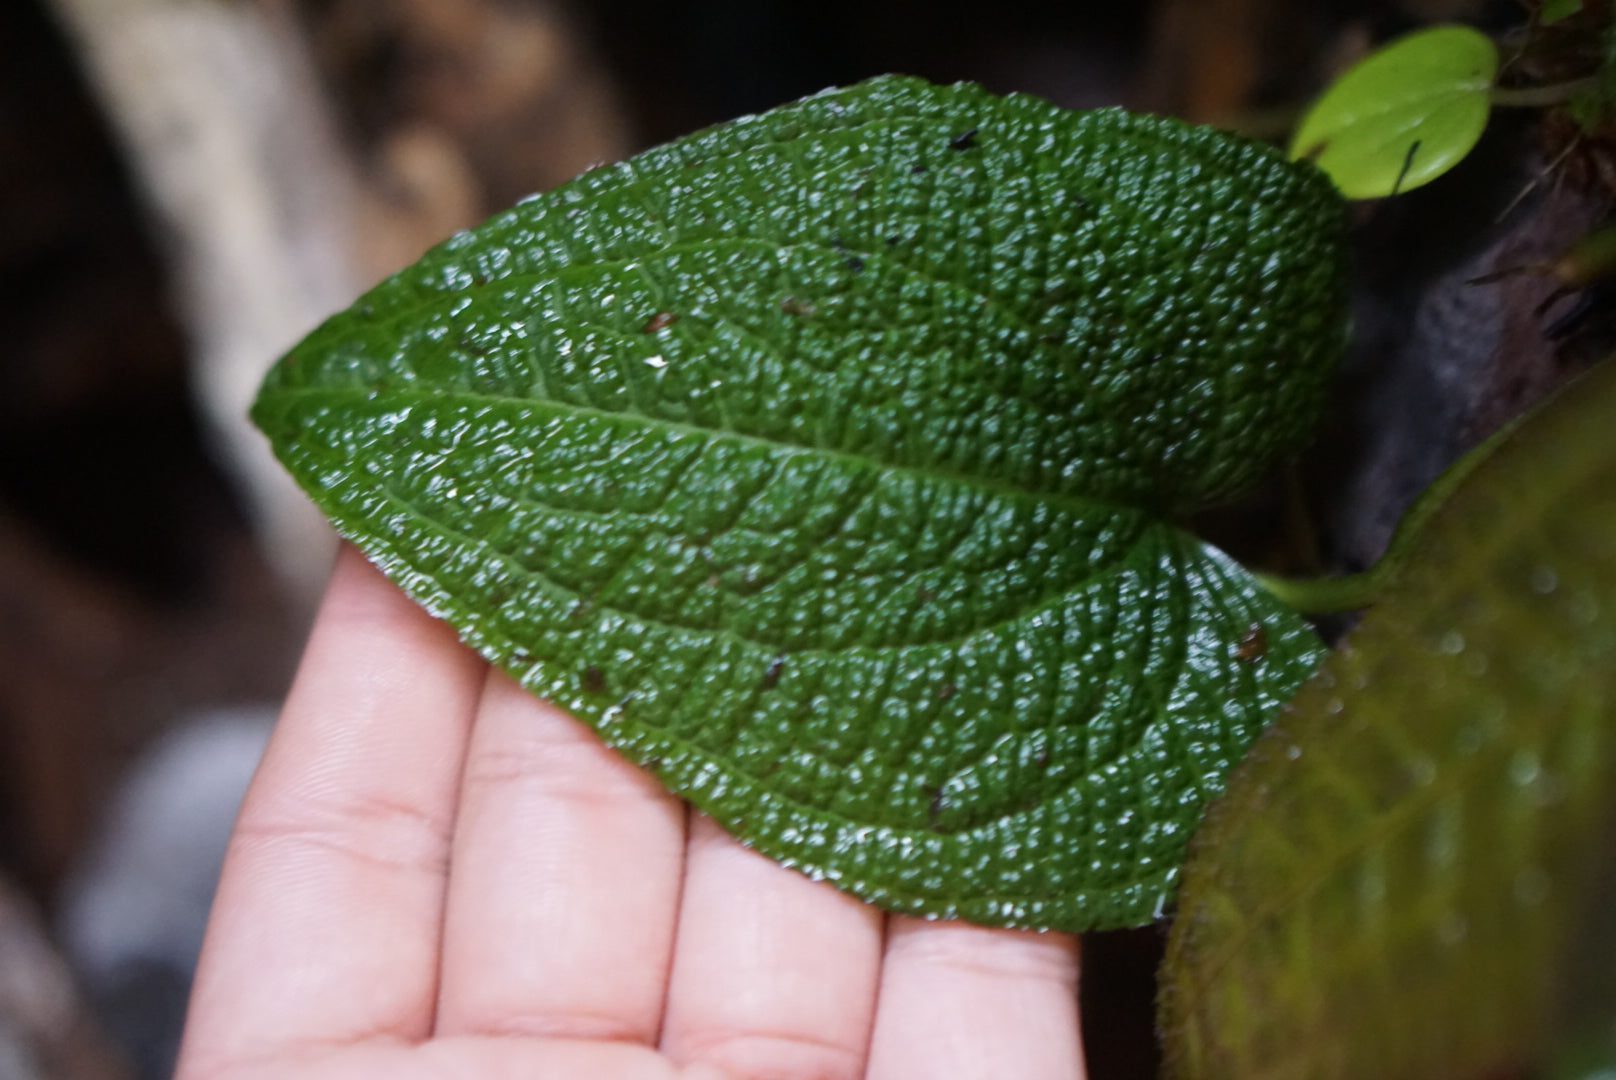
<box><xmin>1291</xmin><ymin>25</ymin><xmax>1499</xmax><ymax>199</ymax></box>
<box><xmin>253</xmin><ymin>76</ymin><xmax>1348</xmax><ymax>932</ymax></box>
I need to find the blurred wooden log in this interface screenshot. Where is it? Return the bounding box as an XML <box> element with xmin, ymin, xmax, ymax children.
<box><xmin>43</xmin><ymin>0</ymin><xmax>359</xmax><ymax>603</ymax></box>
<box><xmin>43</xmin><ymin>0</ymin><xmax>631</xmax><ymax>605</ymax></box>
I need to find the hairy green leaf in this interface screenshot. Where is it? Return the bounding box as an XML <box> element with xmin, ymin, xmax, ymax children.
<box><xmin>1291</xmin><ymin>25</ymin><xmax>1498</xmax><ymax>199</ymax></box>
<box><xmin>1161</xmin><ymin>358</ymin><xmax>1616</xmax><ymax>1077</ymax></box>
<box><xmin>252</xmin><ymin>75</ymin><xmax>1347</xmax><ymax>931</ymax></box>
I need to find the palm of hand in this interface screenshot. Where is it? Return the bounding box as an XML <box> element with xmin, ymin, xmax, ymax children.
<box><xmin>176</xmin><ymin>547</ymin><xmax>1086</xmax><ymax>1080</ymax></box>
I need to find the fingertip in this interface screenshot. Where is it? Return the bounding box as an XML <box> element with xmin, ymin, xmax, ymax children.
<box><xmin>867</xmin><ymin>917</ymin><xmax>1085</xmax><ymax>1080</ymax></box>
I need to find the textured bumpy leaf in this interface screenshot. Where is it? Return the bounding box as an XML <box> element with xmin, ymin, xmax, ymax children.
<box><xmin>1291</xmin><ymin>25</ymin><xmax>1498</xmax><ymax>199</ymax></box>
<box><xmin>1161</xmin><ymin>358</ymin><xmax>1616</xmax><ymax>1077</ymax></box>
<box><xmin>253</xmin><ymin>76</ymin><xmax>1347</xmax><ymax>931</ymax></box>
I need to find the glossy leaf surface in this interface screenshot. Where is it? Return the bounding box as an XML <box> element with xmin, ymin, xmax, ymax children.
<box><xmin>253</xmin><ymin>76</ymin><xmax>1347</xmax><ymax>931</ymax></box>
<box><xmin>1162</xmin><ymin>359</ymin><xmax>1616</xmax><ymax>1077</ymax></box>
<box><xmin>1291</xmin><ymin>25</ymin><xmax>1498</xmax><ymax>199</ymax></box>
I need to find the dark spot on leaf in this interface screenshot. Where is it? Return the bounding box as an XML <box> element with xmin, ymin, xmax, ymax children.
<box><xmin>886</xmin><ymin>234</ymin><xmax>901</xmax><ymax>247</ymax></box>
<box><xmin>928</xmin><ymin>786</ymin><xmax>949</xmax><ymax>828</ymax></box>
<box><xmin>1234</xmin><ymin>623</ymin><xmax>1268</xmax><ymax>663</ymax></box>
<box><xmin>1035</xmin><ymin>747</ymin><xmax>1050</xmax><ymax>767</ymax></box>
<box><xmin>910</xmin><ymin>163</ymin><xmax>928</xmax><ymax>174</ymax></box>
<box><xmin>510</xmin><ymin>648</ymin><xmax>530</xmax><ymax>664</ymax></box>
<box><xmin>949</xmin><ymin>127</ymin><xmax>979</xmax><ymax>151</ymax></box>
<box><xmin>472</xmin><ymin>272</ymin><xmax>488</xmax><ymax>287</ymax></box>
<box><xmin>643</xmin><ymin>311</ymin><xmax>679</xmax><ymax>333</ymax></box>
<box><xmin>916</xmin><ymin>586</ymin><xmax>935</xmax><ymax>604</ymax></box>
<box><xmin>780</xmin><ymin>296</ymin><xmax>816</xmax><ymax>317</ymax></box>
<box><xmin>1040</xmin><ymin>333</ymin><xmax>1064</xmax><ymax>345</ymax></box>
<box><xmin>937</xmin><ymin>681</ymin><xmax>958</xmax><ymax>701</ymax></box>
<box><xmin>582</xmin><ymin>665</ymin><xmax>607</xmax><ymax>694</ymax></box>
<box><xmin>829</xmin><ymin>236</ymin><xmax>865</xmax><ymax>272</ymax></box>
<box><xmin>1391</xmin><ymin>139</ymin><xmax>1421</xmax><ymax>197</ymax></box>
<box><xmin>762</xmin><ymin>655</ymin><xmax>786</xmax><ymax>689</ymax></box>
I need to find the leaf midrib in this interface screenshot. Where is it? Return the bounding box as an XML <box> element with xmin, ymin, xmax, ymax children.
<box><xmin>262</xmin><ymin>380</ymin><xmax>1167</xmax><ymax>530</ymax></box>
<box><xmin>328</xmin><ymin>231</ymin><xmax>1120</xmax><ymax>430</ymax></box>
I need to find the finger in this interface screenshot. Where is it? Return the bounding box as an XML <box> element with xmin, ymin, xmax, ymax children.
<box><xmin>659</xmin><ymin>815</ymin><xmax>884</xmax><ymax>1080</ymax></box>
<box><xmin>865</xmin><ymin>917</ymin><xmax>1085</xmax><ymax>1080</ymax></box>
<box><xmin>211</xmin><ymin>1037</ymin><xmax>731</xmax><ymax>1080</ymax></box>
<box><xmin>434</xmin><ymin>669</ymin><xmax>687</xmax><ymax>1044</ymax></box>
<box><xmin>177</xmin><ymin>546</ymin><xmax>488</xmax><ymax>1077</ymax></box>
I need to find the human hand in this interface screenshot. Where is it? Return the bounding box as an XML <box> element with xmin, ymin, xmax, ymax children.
<box><xmin>175</xmin><ymin>545</ymin><xmax>1086</xmax><ymax>1079</ymax></box>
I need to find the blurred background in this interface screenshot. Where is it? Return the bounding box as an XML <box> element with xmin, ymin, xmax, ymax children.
<box><xmin>0</xmin><ymin>1</ymin><xmax>1609</xmax><ymax>1078</ymax></box>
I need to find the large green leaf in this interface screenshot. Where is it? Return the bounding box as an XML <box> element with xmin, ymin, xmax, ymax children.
<box><xmin>1291</xmin><ymin>25</ymin><xmax>1498</xmax><ymax>199</ymax></box>
<box><xmin>252</xmin><ymin>75</ymin><xmax>1347</xmax><ymax>931</ymax></box>
<box><xmin>1161</xmin><ymin>357</ymin><xmax>1616</xmax><ymax>1077</ymax></box>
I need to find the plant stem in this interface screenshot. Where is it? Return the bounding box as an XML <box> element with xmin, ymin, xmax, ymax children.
<box><xmin>1257</xmin><ymin>418</ymin><xmax>1522</xmax><ymax>614</ymax></box>
<box><xmin>1491</xmin><ymin>76</ymin><xmax>1600</xmax><ymax>107</ymax></box>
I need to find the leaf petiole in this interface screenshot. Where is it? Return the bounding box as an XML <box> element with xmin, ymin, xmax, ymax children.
<box><xmin>1258</xmin><ymin>416</ymin><xmax>1523</xmax><ymax>613</ymax></box>
<box><xmin>1490</xmin><ymin>76</ymin><xmax>1601</xmax><ymax>107</ymax></box>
